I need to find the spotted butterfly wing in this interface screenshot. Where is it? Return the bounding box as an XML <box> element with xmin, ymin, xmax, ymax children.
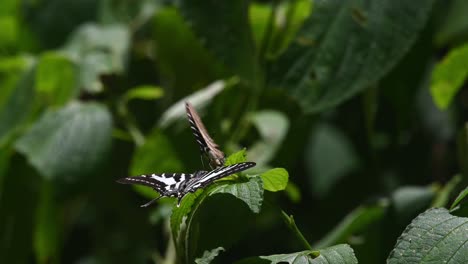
<box><xmin>117</xmin><ymin>162</ymin><xmax>256</xmax><ymax>207</ymax></box>
<box><xmin>185</xmin><ymin>102</ymin><xmax>225</xmax><ymax>168</ymax></box>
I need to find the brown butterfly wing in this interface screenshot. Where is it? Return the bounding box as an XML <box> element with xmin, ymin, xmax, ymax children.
<box><xmin>185</xmin><ymin>102</ymin><xmax>225</xmax><ymax>167</ymax></box>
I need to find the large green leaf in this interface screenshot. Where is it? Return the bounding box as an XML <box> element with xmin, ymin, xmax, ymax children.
<box><xmin>430</xmin><ymin>43</ymin><xmax>468</xmax><ymax>110</ymax></box>
<box><xmin>209</xmin><ymin>175</ymin><xmax>264</xmax><ymax>214</ymax></box>
<box><xmin>270</xmin><ymin>0</ymin><xmax>435</xmax><ymax>113</ymax></box>
<box><xmin>63</xmin><ymin>23</ymin><xmax>130</xmax><ymax>93</ymax></box>
<box><xmin>153</xmin><ymin>7</ymin><xmax>222</xmax><ymax>95</ymax></box>
<box><xmin>387</xmin><ymin>208</ymin><xmax>468</xmax><ymax>263</ymax></box>
<box><xmin>236</xmin><ymin>244</ymin><xmax>357</xmax><ymax>264</ymax></box>
<box><xmin>171</xmin><ymin>175</ymin><xmax>263</xmax><ymax>264</ymax></box>
<box><xmin>0</xmin><ymin>55</ymin><xmax>36</xmax><ymax>146</ymax></box>
<box><xmin>15</xmin><ymin>102</ymin><xmax>112</xmax><ymax>181</ymax></box>
<box><xmin>305</xmin><ymin>124</ymin><xmax>359</xmax><ymax>197</ymax></box>
<box><xmin>177</xmin><ymin>0</ymin><xmax>257</xmax><ymax>82</ymax></box>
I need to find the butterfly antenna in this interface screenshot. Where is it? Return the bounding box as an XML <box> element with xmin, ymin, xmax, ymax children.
<box><xmin>200</xmin><ymin>154</ymin><xmax>206</xmax><ymax>169</ymax></box>
<box><xmin>140</xmin><ymin>196</ymin><xmax>162</xmax><ymax>208</ymax></box>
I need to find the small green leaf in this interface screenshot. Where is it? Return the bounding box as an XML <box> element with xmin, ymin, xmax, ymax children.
<box><xmin>195</xmin><ymin>247</ymin><xmax>225</xmax><ymax>264</ymax></box>
<box><xmin>123</xmin><ymin>85</ymin><xmax>164</xmax><ymax>101</ymax></box>
<box><xmin>430</xmin><ymin>43</ymin><xmax>468</xmax><ymax>110</ymax></box>
<box><xmin>387</xmin><ymin>208</ymin><xmax>468</xmax><ymax>263</ymax></box>
<box><xmin>35</xmin><ymin>51</ymin><xmax>78</xmax><ymax>106</ymax></box>
<box><xmin>15</xmin><ymin>102</ymin><xmax>112</xmax><ymax>181</ymax></box>
<box><xmin>261</xmin><ymin>168</ymin><xmax>289</xmax><ymax>192</ymax></box>
<box><xmin>210</xmin><ymin>176</ymin><xmax>264</xmax><ymax>214</ymax></box>
<box><xmin>130</xmin><ymin>129</ymin><xmax>184</xmax><ymax>199</ymax></box>
<box><xmin>224</xmin><ymin>149</ymin><xmax>247</xmax><ymax>166</ymax></box>
<box><xmin>236</xmin><ymin>244</ymin><xmax>357</xmax><ymax>264</ymax></box>
<box><xmin>451</xmin><ymin>186</ymin><xmax>468</xmax><ymax>211</ymax></box>
<box><xmin>249</xmin><ymin>111</ymin><xmax>289</xmax><ymax>166</ymax></box>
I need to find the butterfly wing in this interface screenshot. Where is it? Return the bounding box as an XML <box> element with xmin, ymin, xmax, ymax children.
<box><xmin>185</xmin><ymin>102</ymin><xmax>225</xmax><ymax>167</ymax></box>
<box><xmin>117</xmin><ymin>173</ymin><xmax>192</xmax><ymax>195</ymax></box>
<box><xmin>185</xmin><ymin>162</ymin><xmax>256</xmax><ymax>191</ymax></box>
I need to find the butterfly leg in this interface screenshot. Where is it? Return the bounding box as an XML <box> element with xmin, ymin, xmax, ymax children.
<box><xmin>140</xmin><ymin>196</ymin><xmax>162</xmax><ymax>208</ymax></box>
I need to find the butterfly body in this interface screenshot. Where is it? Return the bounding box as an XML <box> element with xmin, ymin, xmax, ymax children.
<box><xmin>117</xmin><ymin>162</ymin><xmax>255</xmax><ymax>207</ymax></box>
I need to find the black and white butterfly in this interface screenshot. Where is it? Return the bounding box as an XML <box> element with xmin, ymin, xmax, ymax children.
<box><xmin>117</xmin><ymin>162</ymin><xmax>256</xmax><ymax>207</ymax></box>
<box><xmin>185</xmin><ymin>102</ymin><xmax>225</xmax><ymax>168</ymax></box>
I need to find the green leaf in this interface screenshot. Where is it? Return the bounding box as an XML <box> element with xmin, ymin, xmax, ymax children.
<box><xmin>450</xmin><ymin>186</ymin><xmax>468</xmax><ymax>211</ymax></box>
<box><xmin>387</xmin><ymin>208</ymin><xmax>468</xmax><ymax>263</ymax></box>
<box><xmin>390</xmin><ymin>186</ymin><xmax>435</xmax><ymax>226</ymax></box>
<box><xmin>63</xmin><ymin>23</ymin><xmax>130</xmax><ymax>93</ymax></box>
<box><xmin>261</xmin><ymin>168</ymin><xmax>289</xmax><ymax>192</ymax></box>
<box><xmin>178</xmin><ymin>0</ymin><xmax>257</xmax><ymax>82</ymax></box>
<box><xmin>270</xmin><ymin>0</ymin><xmax>435</xmax><ymax>113</ymax></box>
<box><xmin>158</xmin><ymin>79</ymin><xmax>230</xmax><ymax>128</ymax></box>
<box><xmin>35</xmin><ymin>51</ymin><xmax>78</xmax><ymax>106</ymax></box>
<box><xmin>430</xmin><ymin>43</ymin><xmax>468</xmax><ymax>110</ymax></box>
<box><xmin>34</xmin><ymin>181</ymin><xmax>61</xmax><ymax>264</ymax></box>
<box><xmin>224</xmin><ymin>149</ymin><xmax>247</xmax><ymax>166</ymax></box>
<box><xmin>305</xmin><ymin>124</ymin><xmax>359</xmax><ymax>197</ymax></box>
<box><xmin>130</xmin><ymin>129</ymin><xmax>184</xmax><ymax>199</ymax></box>
<box><xmin>152</xmin><ymin>7</ymin><xmax>222</xmax><ymax>93</ymax></box>
<box><xmin>0</xmin><ymin>55</ymin><xmax>36</xmax><ymax>146</ymax></box>
<box><xmin>249</xmin><ymin>0</ymin><xmax>312</xmax><ymax>58</ymax></box>
<box><xmin>236</xmin><ymin>244</ymin><xmax>357</xmax><ymax>264</ymax></box>
<box><xmin>195</xmin><ymin>247</ymin><xmax>225</xmax><ymax>264</ymax></box>
<box><xmin>314</xmin><ymin>201</ymin><xmax>388</xmax><ymax>249</ymax></box>
<box><xmin>171</xmin><ymin>191</ymin><xmax>200</xmax><ymax>243</ymax></box>
<box><xmin>171</xmin><ymin>176</ymin><xmax>263</xmax><ymax>263</ymax></box>
<box><xmin>209</xmin><ymin>175</ymin><xmax>264</xmax><ymax>214</ymax></box>
<box><xmin>15</xmin><ymin>102</ymin><xmax>113</xmax><ymax>181</ymax></box>
<box><xmin>123</xmin><ymin>85</ymin><xmax>164</xmax><ymax>102</ymax></box>
<box><xmin>249</xmin><ymin>111</ymin><xmax>289</xmax><ymax>166</ymax></box>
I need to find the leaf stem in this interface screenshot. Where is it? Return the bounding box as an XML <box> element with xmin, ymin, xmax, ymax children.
<box><xmin>281</xmin><ymin>210</ymin><xmax>312</xmax><ymax>250</ymax></box>
<box><xmin>116</xmin><ymin>99</ymin><xmax>145</xmax><ymax>147</ymax></box>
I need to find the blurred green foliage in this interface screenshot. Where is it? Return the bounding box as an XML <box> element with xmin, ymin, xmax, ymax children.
<box><xmin>1</xmin><ymin>0</ymin><xmax>468</xmax><ymax>263</ymax></box>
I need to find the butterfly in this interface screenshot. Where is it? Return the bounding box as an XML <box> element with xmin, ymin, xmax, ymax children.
<box><xmin>117</xmin><ymin>162</ymin><xmax>256</xmax><ymax>207</ymax></box>
<box><xmin>185</xmin><ymin>102</ymin><xmax>225</xmax><ymax>168</ymax></box>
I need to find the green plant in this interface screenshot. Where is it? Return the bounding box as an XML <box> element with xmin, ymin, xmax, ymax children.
<box><xmin>1</xmin><ymin>0</ymin><xmax>467</xmax><ymax>263</ymax></box>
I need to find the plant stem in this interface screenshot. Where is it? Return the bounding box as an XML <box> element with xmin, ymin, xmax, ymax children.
<box><xmin>281</xmin><ymin>210</ymin><xmax>313</xmax><ymax>250</ymax></box>
<box><xmin>117</xmin><ymin>99</ymin><xmax>145</xmax><ymax>147</ymax></box>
